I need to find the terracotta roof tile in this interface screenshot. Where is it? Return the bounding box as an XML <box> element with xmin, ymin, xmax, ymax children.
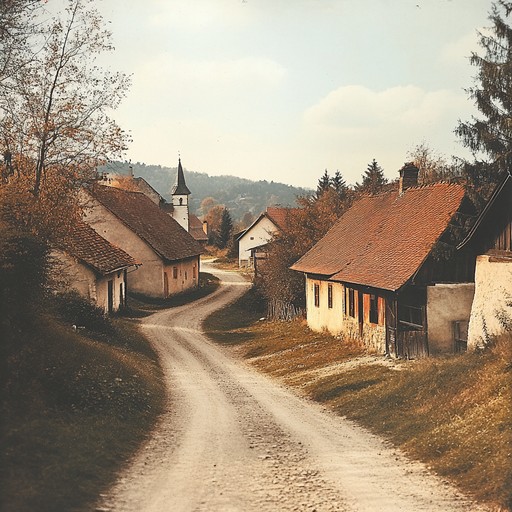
<box><xmin>89</xmin><ymin>185</ymin><xmax>203</xmax><ymax>262</ymax></box>
<box><xmin>189</xmin><ymin>214</ymin><xmax>208</xmax><ymax>242</ymax></box>
<box><xmin>265</xmin><ymin>207</ymin><xmax>299</xmax><ymax>231</ymax></box>
<box><xmin>291</xmin><ymin>183</ymin><xmax>466</xmax><ymax>291</ymax></box>
<box><xmin>59</xmin><ymin>220</ymin><xmax>138</xmax><ymax>274</ymax></box>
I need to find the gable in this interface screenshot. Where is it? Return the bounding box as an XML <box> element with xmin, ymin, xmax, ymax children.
<box><xmin>291</xmin><ymin>183</ymin><xmax>466</xmax><ymax>292</ymax></box>
<box><xmin>87</xmin><ymin>185</ymin><xmax>203</xmax><ymax>262</ymax></box>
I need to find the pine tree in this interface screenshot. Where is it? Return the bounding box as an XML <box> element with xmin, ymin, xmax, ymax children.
<box><xmin>356</xmin><ymin>159</ymin><xmax>387</xmax><ymax>195</ymax></box>
<box><xmin>217</xmin><ymin>207</ymin><xmax>233</xmax><ymax>249</ymax></box>
<box><xmin>316</xmin><ymin>169</ymin><xmax>331</xmax><ymax>197</ymax></box>
<box><xmin>331</xmin><ymin>170</ymin><xmax>348</xmax><ymax>199</ymax></box>
<box><xmin>456</xmin><ymin>1</ymin><xmax>512</xmax><ymax>196</ymax></box>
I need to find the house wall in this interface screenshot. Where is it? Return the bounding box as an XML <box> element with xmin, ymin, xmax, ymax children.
<box><xmin>304</xmin><ymin>276</ymin><xmax>386</xmax><ymax>353</ymax></box>
<box><xmin>426</xmin><ymin>283</ymin><xmax>475</xmax><ymax>354</ymax></box>
<box><xmin>163</xmin><ymin>256</ymin><xmax>200</xmax><ymax>296</ymax></box>
<box><xmin>238</xmin><ymin>217</ymin><xmax>278</xmax><ymax>267</ymax></box>
<box><xmin>305</xmin><ymin>278</ymin><xmax>345</xmax><ymax>334</ymax></box>
<box><xmin>467</xmin><ymin>254</ymin><xmax>512</xmax><ymax>349</ymax></box>
<box><xmin>53</xmin><ymin>251</ymin><xmax>126</xmax><ymax>313</ymax></box>
<box><xmin>84</xmin><ymin>199</ymin><xmax>166</xmax><ymax>298</ymax></box>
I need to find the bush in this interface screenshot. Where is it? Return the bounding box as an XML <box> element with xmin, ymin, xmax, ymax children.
<box><xmin>53</xmin><ymin>291</ymin><xmax>113</xmax><ymax>333</ymax></box>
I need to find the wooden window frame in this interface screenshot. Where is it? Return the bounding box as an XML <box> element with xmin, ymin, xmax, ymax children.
<box><xmin>348</xmin><ymin>288</ymin><xmax>355</xmax><ymax>318</ymax></box>
<box><xmin>369</xmin><ymin>293</ymin><xmax>378</xmax><ymax>324</ymax></box>
<box><xmin>328</xmin><ymin>284</ymin><xmax>333</xmax><ymax>309</ymax></box>
<box><xmin>173</xmin><ymin>266</ymin><xmax>178</xmax><ymax>279</ymax></box>
<box><xmin>314</xmin><ymin>284</ymin><xmax>320</xmax><ymax>308</ymax></box>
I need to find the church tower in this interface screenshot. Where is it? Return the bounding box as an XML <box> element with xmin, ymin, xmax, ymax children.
<box><xmin>171</xmin><ymin>158</ymin><xmax>191</xmax><ymax>232</ymax></box>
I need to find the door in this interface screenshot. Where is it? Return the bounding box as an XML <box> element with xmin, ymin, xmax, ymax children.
<box><xmin>164</xmin><ymin>272</ymin><xmax>169</xmax><ymax>297</ymax></box>
<box><xmin>358</xmin><ymin>291</ymin><xmax>364</xmax><ymax>337</ymax></box>
<box><xmin>107</xmin><ymin>280</ymin><xmax>114</xmax><ymax>313</ymax></box>
<box><xmin>385</xmin><ymin>298</ymin><xmax>397</xmax><ymax>357</ymax></box>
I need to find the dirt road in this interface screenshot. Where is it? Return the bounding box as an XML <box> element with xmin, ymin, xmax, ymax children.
<box><xmin>98</xmin><ymin>263</ymin><xmax>486</xmax><ymax>512</ymax></box>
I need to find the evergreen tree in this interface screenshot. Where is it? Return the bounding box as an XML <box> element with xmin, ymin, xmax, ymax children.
<box><xmin>356</xmin><ymin>159</ymin><xmax>387</xmax><ymax>195</ymax></box>
<box><xmin>217</xmin><ymin>207</ymin><xmax>233</xmax><ymax>249</ymax></box>
<box><xmin>456</xmin><ymin>1</ymin><xmax>512</xmax><ymax>197</ymax></box>
<box><xmin>316</xmin><ymin>169</ymin><xmax>331</xmax><ymax>197</ymax></box>
<box><xmin>331</xmin><ymin>170</ymin><xmax>348</xmax><ymax>199</ymax></box>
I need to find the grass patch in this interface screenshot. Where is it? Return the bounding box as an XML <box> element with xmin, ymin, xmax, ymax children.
<box><xmin>205</xmin><ymin>286</ymin><xmax>512</xmax><ymax>511</ymax></box>
<box><xmin>124</xmin><ymin>272</ymin><xmax>220</xmax><ymax>316</ymax></box>
<box><xmin>0</xmin><ymin>311</ymin><xmax>165</xmax><ymax>512</ymax></box>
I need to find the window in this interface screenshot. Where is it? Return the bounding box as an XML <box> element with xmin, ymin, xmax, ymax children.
<box><xmin>369</xmin><ymin>294</ymin><xmax>378</xmax><ymax>324</ymax></box>
<box><xmin>328</xmin><ymin>284</ymin><xmax>333</xmax><ymax>309</ymax></box>
<box><xmin>314</xmin><ymin>284</ymin><xmax>320</xmax><ymax>307</ymax></box>
<box><xmin>173</xmin><ymin>266</ymin><xmax>178</xmax><ymax>279</ymax></box>
<box><xmin>193</xmin><ymin>265</ymin><xmax>197</xmax><ymax>279</ymax></box>
<box><xmin>348</xmin><ymin>288</ymin><xmax>355</xmax><ymax>318</ymax></box>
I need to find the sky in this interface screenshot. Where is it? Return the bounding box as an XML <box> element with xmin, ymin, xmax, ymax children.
<box><xmin>75</xmin><ymin>1</ymin><xmax>492</xmax><ymax>188</ymax></box>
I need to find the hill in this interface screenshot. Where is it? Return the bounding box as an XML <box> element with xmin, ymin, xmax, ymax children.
<box><xmin>99</xmin><ymin>161</ymin><xmax>312</xmax><ymax>223</ymax></box>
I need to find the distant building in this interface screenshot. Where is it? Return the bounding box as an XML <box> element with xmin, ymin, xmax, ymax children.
<box><xmin>237</xmin><ymin>207</ymin><xmax>297</xmax><ymax>270</ymax></box>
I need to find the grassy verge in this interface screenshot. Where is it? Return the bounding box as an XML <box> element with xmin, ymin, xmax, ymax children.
<box><xmin>204</xmin><ymin>287</ymin><xmax>512</xmax><ymax>511</ymax></box>
<box><xmin>124</xmin><ymin>272</ymin><xmax>220</xmax><ymax>316</ymax></box>
<box><xmin>0</xmin><ymin>311</ymin><xmax>165</xmax><ymax>512</ymax></box>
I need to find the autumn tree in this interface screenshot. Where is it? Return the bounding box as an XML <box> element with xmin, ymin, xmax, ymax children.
<box><xmin>407</xmin><ymin>142</ymin><xmax>460</xmax><ymax>185</ymax></box>
<box><xmin>455</xmin><ymin>1</ymin><xmax>512</xmax><ymax>199</ymax></box>
<box><xmin>356</xmin><ymin>159</ymin><xmax>387</xmax><ymax>195</ymax></box>
<box><xmin>205</xmin><ymin>204</ymin><xmax>226</xmax><ymax>246</ymax></box>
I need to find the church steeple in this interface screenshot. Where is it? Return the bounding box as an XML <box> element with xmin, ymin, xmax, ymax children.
<box><xmin>171</xmin><ymin>157</ymin><xmax>190</xmax><ymax>232</ymax></box>
<box><xmin>171</xmin><ymin>158</ymin><xmax>191</xmax><ymax>196</ymax></box>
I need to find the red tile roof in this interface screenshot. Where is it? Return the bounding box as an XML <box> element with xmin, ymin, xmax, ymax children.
<box><xmin>189</xmin><ymin>214</ymin><xmax>208</xmax><ymax>242</ymax></box>
<box><xmin>291</xmin><ymin>183</ymin><xmax>466</xmax><ymax>292</ymax></box>
<box><xmin>59</xmin><ymin>220</ymin><xmax>138</xmax><ymax>275</ymax></box>
<box><xmin>89</xmin><ymin>185</ymin><xmax>203</xmax><ymax>262</ymax></box>
<box><xmin>265</xmin><ymin>207</ymin><xmax>299</xmax><ymax>231</ymax></box>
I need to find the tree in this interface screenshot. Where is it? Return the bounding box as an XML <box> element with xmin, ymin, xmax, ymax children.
<box><xmin>205</xmin><ymin>204</ymin><xmax>225</xmax><ymax>246</ymax></box>
<box><xmin>316</xmin><ymin>169</ymin><xmax>331</xmax><ymax>197</ymax></box>
<box><xmin>331</xmin><ymin>169</ymin><xmax>349</xmax><ymax>200</ymax></box>
<box><xmin>356</xmin><ymin>159</ymin><xmax>387</xmax><ymax>195</ymax></box>
<box><xmin>455</xmin><ymin>1</ymin><xmax>512</xmax><ymax>197</ymax></box>
<box><xmin>217</xmin><ymin>208</ymin><xmax>233</xmax><ymax>250</ymax></box>
<box><xmin>407</xmin><ymin>141</ymin><xmax>460</xmax><ymax>185</ymax></box>
<box><xmin>1</xmin><ymin>0</ymin><xmax>131</xmax><ymax>199</ymax></box>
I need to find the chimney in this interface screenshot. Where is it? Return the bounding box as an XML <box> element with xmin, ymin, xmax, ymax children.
<box><xmin>399</xmin><ymin>162</ymin><xmax>419</xmax><ymax>195</ymax></box>
<box><xmin>128</xmin><ymin>165</ymin><xmax>133</xmax><ymax>178</ymax></box>
<box><xmin>202</xmin><ymin>220</ymin><xmax>208</xmax><ymax>235</ymax></box>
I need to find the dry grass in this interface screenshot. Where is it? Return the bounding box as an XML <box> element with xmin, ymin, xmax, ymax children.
<box><xmin>204</xmin><ymin>287</ymin><xmax>512</xmax><ymax>511</ymax></box>
<box><xmin>0</xmin><ymin>314</ymin><xmax>166</xmax><ymax>512</ymax></box>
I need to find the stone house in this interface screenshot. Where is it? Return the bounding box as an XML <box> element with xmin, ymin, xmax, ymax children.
<box><xmin>54</xmin><ymin>220</ymin><xmax>138</xmax><ymax>313</ymax></box>
<box><xmin>458</xmin><ymin>170</ymin><xmax>512</xmax><ymax>349</ymax></box>
<box><xmin>291</xmin><ymin>164</ymin><xmax>476</xmax><ymax>358</ymax></box>
<box><xmin>84</xmin><ymin>184</ymin><xmax>203</xmax><ymax>299</ymax></box>
<box><xmin>238</xmin><ymin>207</ymin><xmax>296</xmax><ymax>270</ymax></box>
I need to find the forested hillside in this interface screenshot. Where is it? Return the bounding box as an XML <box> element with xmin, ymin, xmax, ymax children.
<box><xmin>99</xmin><ymin>161</ymin><xmax>311</xmax><ymax>222</ymax></box>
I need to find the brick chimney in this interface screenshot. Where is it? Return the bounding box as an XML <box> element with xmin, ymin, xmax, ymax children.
<box><xmin>399</xmin><ymin>162</ymin><xmax>419</xmax><ymax>195</ymax></box>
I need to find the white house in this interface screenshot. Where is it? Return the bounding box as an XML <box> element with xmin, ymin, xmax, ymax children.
<box><xmin>237</xmin><ymin>207</ymin><xmax>295</xmax><ymax>269</ymax></box>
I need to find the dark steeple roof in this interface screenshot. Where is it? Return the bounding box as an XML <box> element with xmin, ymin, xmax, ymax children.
<box><xmin>171</xmin><ymin>158</ymin><xmax>191</xmax><ymax>195</ymax></box>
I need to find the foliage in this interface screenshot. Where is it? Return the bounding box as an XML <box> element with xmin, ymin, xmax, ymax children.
<box><xmin>455</xmin><ymin>1</ymin><xmax>512</xmax><ymax>200</ymax></box>
<box><xmin>317</xmin><ymin>169</ymin><xmax>331</xmax><ymax>197</ymax></box>
<box><xmin>356</xmin><ymin>159</ymin><xmax>387</xmax><ymax>195</ymax></box>
<box><xmin>257</xmin><ymin>182</ymin><xmax>351</xmax><ymax>313</ymax></box>
<box><xmin>217</xmin><ymin>207</ymin><xmax>234</xmax><ymax>249</ymax></box>
<box><xmin>407</xmin><ymin>141</ymin><xmax>461</xmax><ymax>185</ymax></box>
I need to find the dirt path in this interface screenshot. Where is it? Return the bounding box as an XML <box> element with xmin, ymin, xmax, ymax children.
<box><xmin>98</xmin><ymin>263</ymin><xmax>486</xmax><ymax>512</ymax></box>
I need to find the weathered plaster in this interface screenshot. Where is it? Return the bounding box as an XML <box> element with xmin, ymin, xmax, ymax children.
<box><xmin>238</xmin><ymin>216</ymin><xmax>278</xmax><ymax>267</ymax></box>
<box><xmin>426</xmin><ymin>283</ymin><xmax>475</xmax><ymax>354</ymax></box>
<box><xmin>467</xmin><ymin>254</ymin><xmax>512</xmax><ymax>349</ymax></box>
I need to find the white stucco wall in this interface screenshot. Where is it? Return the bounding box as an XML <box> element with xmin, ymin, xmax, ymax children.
<box><xmin>426</xmin><ymin>283</ymin><xmax>475</xmax><ymax>354</ymax></box>
<box><xmin>467</xmin><ymin>254</ymin><xmax>512</xmax><ymax>349</ymax></box>
<box><xmin>164</xmin><ymin>256</ymin><xmax>200</xmax><ymax>296</ymax></box>
<box><xmin>238</xmin><ymin>217</ymin><xmax>278</xmax><ymax>267</ymax></box>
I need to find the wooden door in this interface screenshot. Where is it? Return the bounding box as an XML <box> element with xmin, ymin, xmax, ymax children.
<box><xmin>385</xmin><ymin>299</ymin><xmax>397</xmax><ymax>357</ymax></box>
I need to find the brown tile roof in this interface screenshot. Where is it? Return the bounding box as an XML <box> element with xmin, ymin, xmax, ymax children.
<box><xmin>265</xmin><ymin>207</ymin><xmax>299</xmax><ymax>231</ymax></box>
<box><xmin>59</xmin><ymin>220</ymin><xmax>138</xmax><ymax>274</ymax></box>
<box><xmin>291</xmin><ymin>183</ymin><xmax>466</xmax><ymax>292</ymax></box>
<box><xmin>189</xmin><ymin>214</ymin><xmax>208</xmax><ymax>242</ymax></box>
<box><xmin>89</xmin><ymin>185</ymin><xmax>203</xmax><ymax>262</ymax></box>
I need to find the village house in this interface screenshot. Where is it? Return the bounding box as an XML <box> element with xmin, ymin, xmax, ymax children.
<box><xmin>238</xmin><ymin>207</ymin><xmax>296</xmax><ymax>270</ymax></box>
<box><xmin>291</xmin><ymin>164</ymin><xmax>477</xmax><ymax>358</ymax></box>
<box><xmin>54</xmin><ymin>220</ymin><xmax>138</xmax><ymax>313</ymax></box>
<box><xmin>83</xmin><ymin>184</ymin><xmax>203</xmax><ymax>299</ymax></box>
<box><xmin>100</xmin><ymin>159</ymin><xmax>208</xmax><ymax>246</ymax></box>
<box><xmin>458</xmin><ymin>170</ymin><xmax>512</xmax><ymax>349</ymax></box>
